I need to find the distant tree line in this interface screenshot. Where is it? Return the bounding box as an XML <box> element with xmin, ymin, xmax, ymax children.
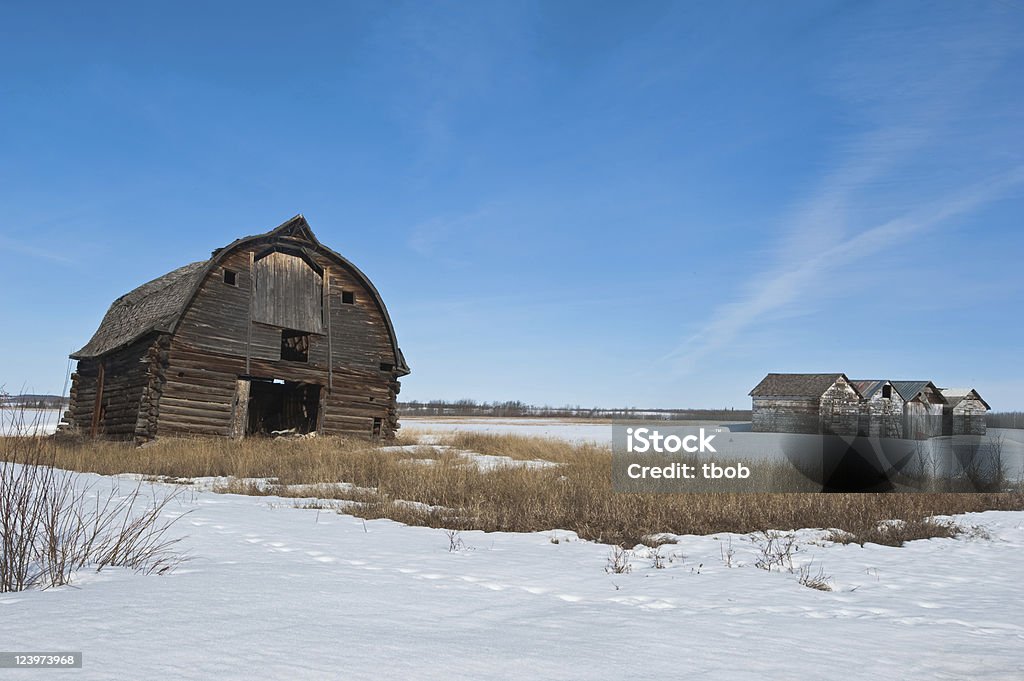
<box><xmin>398</xmin><ymin>399</ymin><xmax>751</xmax><ymax>421</ymax></box>
<box><xmin>0</xmin><ymin>394</ymin><xmax>68</xmax><ymax>410</ymax></box>
<box><xmin>988</xmin><ymin>412</ymin><xmax>1024</xmax><ymax>429</ymax></box>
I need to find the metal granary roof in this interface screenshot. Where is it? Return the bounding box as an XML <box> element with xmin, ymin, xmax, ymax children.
<box><xmin>891</xmin><ymin>381</ymin><xmax>939</xmax><ymax>402</ymax></box>
<box><xmin>851</xmin><ymin>380</ymin><xmax>890</xmax><ymax>399</ymax></box>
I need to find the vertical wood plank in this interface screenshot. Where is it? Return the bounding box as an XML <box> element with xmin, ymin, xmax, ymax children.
<box><xmin>246</xmin><ymin>251</ymin><xmax>254</xmax><ymax>375</ymax></box>
<box><xmin>325</xmin><ymin>269</ymin><xmax>333</xmax><ymax>393</ymax></box>
<box><xmin>90</xmin><ymin>361</ymin><xmax>105</xmax><ymax>437</ymax></box>
<box><xmin>230</xmin><ymin>378</ymin><xmax>251</xmax><ymax>438</ymax></box>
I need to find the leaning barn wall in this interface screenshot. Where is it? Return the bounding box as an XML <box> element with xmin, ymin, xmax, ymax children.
<box><xmin>61</xmin><ymin>336</ymin><xmax>160</xmax><ymax>440</ymax></box>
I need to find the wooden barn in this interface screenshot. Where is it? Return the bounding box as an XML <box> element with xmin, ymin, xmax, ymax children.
<box><xmin>749</xmin><ymin>373</ymin><xmax>862</xmax><ymax>436</ymax></box>
<box><xmin>59</xmin><ymin>215</ymin><xmax>409</xmax><ymax>442</ymax></box>
<box><xmin>890</xmin><ymin>381</ymin><xmax>945</xmax><ymax>440</ymax></box>
<box><xmin>939</xmin><ymin>388</ymin><xmax>989</xmax><ymax>436</ymax></box>
<box><xmin>851</xmin><ymin>379</ymin><xmax>904</xmax><ymax>438</ymax></box>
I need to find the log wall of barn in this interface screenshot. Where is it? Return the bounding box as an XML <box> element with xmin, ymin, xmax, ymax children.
<box><xmin>158</xmin><ymin>241</ymin><xmax>401</xmax><ymax>438</ymax></box>
<box><xmin>61</xmin><ymin>335</ymin><xmax>164</xmax><ymax>441</ymax></box>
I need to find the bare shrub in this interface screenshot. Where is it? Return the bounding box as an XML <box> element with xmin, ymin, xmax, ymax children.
<box><xmin>753</xmin><ymin>531</ymin><xmax>798</xmax><ymax>572</ymax></box>
<box><xmin>720</xmin><ymin>536</ymin><xmax>736</xmax><ymax>568</ymax></box>
<box><xmin>1</xmin><ymin>418</ymin><xmax>187</xmax><ymax>592</ymax></box>
<box><xmin>797</xmin><ymin>562</ymin><xmax>833</xmax><ymax>591</ymax></box>
<box><xmin>605</xmin><ymin>546</ymin><xmax>632</xmax><ymax>574</ymax></box>
<box><xmin>446</xmin><ymin>530</ymin><xmax>467</xmax><ymax>552</ymax></box>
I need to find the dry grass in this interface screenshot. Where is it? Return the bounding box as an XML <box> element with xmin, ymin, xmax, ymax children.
<box><xmin>5</xmin><ymin>432</ymin><xmax>1022</xmax><ymax>547</ymax></box>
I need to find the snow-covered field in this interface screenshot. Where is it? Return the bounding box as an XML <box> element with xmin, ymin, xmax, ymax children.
<box><xmin>403</xmin><ymin>416</ymin><xmax>613</xmax><ymax>444</ymax></box>
<box><xmin>3</xmin><ymin>415</ymin><xmax>1023</xmax><ymax>679</ymax></box>
<box><xmin>405</xmin><ymin>417</ymin><xmax>1024</xmax><ymax>476</ymax></box>
<box><xmin>2</xmin><ymin>473</ymin><xmax>1023</xmax><ymax>679</ymax></box>
<box><xmin>0</xmin><ymin>407</ymin><xmax>62</xmax><ymax>435</ymax></box>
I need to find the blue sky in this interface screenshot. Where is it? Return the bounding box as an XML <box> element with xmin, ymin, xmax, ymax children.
<box><xmin>2</xmin><ymin>1</ymin><xmax>1022</xmax><ymax>409</ymax></box>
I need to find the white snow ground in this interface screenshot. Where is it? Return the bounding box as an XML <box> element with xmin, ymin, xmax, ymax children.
<box><xmin>2</xmin><ymin>473</ymin><xmax>1023</xmax><ymax>680</ymax></box>
<box><xmin>403</xmin><ymin>416</ymin><xmax>612</xmax><ymax>444</ymax></box>
<box><xmin>0</xmin><ymin>407</ymin><xmax>62</xmax><ymax>435</ymax></box>
<box><xmin>3</xmin><ymin>416</ymin><xmax>1023</xmax><ymax>678</ymax></box>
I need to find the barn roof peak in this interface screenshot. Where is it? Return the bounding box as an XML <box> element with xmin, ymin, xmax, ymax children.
<box><xmin>268</xmin><ymin>213</ymin><xmax>318</xmax><ymax>243</ymax></box>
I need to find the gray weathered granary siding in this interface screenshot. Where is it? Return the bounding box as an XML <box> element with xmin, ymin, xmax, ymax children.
<box><xmin>852</xmin><ymin>380</ymin><xmax>904</xmax><ymax>438</ymax></box>
<box><xmin>940</xmin><ymin>388</ymin><xmax>989</xmax><ymax>436</ymax></box>
<box><xmin>892</xmin><ymin>381</ymin><xmax>945</xmax><ymax>440</ymax></box>
<box><xmin>752</xmin><ymin>375</ymin><xmax>984</xmax><ymax>440</ymax></box>
<box><xmin>750</xmin><ymin>374</ymin><xmax>861</xmax><ymax>436</ymax></box>
<box><xmin>61</xmin><ymin>215</ymin><xmax>408</xmax><ymax>442</ymax></box>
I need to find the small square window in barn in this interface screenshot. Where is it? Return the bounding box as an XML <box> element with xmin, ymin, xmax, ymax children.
<box><xmin>223</xmin><ymin>269</ymin><xmax>237</xmax><ymax>286</ymax></box>
<box><xmin>379</xmin><ymin>362</ymin><xmax>394</xmax><ymax>372</ymax></box>
<box><xmin>281</xmin><ymin>329</ymin><xmax>310</xmax><ymax>362</ymax></box>
<box><xmin>342</xmin><ymin>290</ymin><xmax>355</xmax><ymax>304</ymax></box>
<box><xmin>372</xmin><ymin>417</ymin><xmax>383</xmax><ymax>437</ymax></box>
<box><xmin>882</xmin><ymin>384</ymin><xmax>892</xmax><ymax>399</ymax></box>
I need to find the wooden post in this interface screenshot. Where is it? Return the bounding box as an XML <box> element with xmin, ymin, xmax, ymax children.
<box><xmin>230</xmin><ymin>378</ymin><xmax>251</xmax><ymax>438</ymax></box>
<box><xmin>90</xmin><ymin>361</ymin><xmax>105</xmax><ymax>438</ymax></box>
<box><xmin>246</xmin><ymin>251</ymin><xmax>254</xmax><ymax>376</ymax></box>
<box><xmin>325</xmin><ymin>269</ymin><xmax>333</xmax><ymax>393</ymax></box>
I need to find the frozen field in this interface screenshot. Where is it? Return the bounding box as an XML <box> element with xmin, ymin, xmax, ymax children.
<box><xmin>1</xmin><ymin>472</ymin><xmax>1022</xmax><ymax>680</ymax></box>
<box><xmin>402</xmin><ymin>416</ymin><xmax>614</xmax><ymax>444</ymax></box>
<box><xmin>404</xmin><ymin>417</ymin><xmax>1024</xmax><ymax>478</ymax></box>
<box><xmin>0</xmin><ymin>407</ymin><xmax>62</xmax><ymax>435</ymax></box>
<box><xmin>2</xmin><ymin>419</ymin><xmax>1024</xmax><ymax>678</ymax></box>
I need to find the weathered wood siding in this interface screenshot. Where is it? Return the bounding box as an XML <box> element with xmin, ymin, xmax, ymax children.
<box><xmin>752</xmin><ymin>397</ymin><xmax>821</xmax><ymax>434</ymax></box>
<box><xmin>752</xmin><ymin>378</ymin><xmax>860</xmax><ymax>436</ymax></box>
<box><xmin>60</xmin><ymin>335</ymin><xmax>165</xmax><ymax>441</ymax></box>
<box><xmin>949</xmin><ymin>397</ymin><xmax>988</xmax><ymax>436</ymax></box>
<box><xmin>157</xmin><ymin>237</ymin><xmax>401</xmax><ymax>438</ymax></box>
<box><xmin>904</xmin><ymin>386</ymin><xmax>945</xmax><ymax>440</ymax></box>
<box><xmin>818</xmin><ymin>378</ymin><xmax>861</xmax><ymax>436</ymax></box>
<box><xmin>859</xmin><ymin>387</ymin><xmax>904</xmax><ymax>438</ymax></box>
<box><xmin>251</xmin><ymin>251</ymin><xmax>324</xmax><ymax>334</ymax></box>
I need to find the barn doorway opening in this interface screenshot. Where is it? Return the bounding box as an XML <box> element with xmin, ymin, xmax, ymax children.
<box><xmin>244</xmin><ymin>379</ymin><xmax>321</xmax><ymax>436</ymax></box>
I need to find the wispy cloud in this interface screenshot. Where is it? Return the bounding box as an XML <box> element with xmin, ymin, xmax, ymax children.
<box><xmin>663</xmin><ymin>166</ymin><xmax>1024</xmax><ymax>373</ymax></box>
<box><xmin>0</xmin><ymin>235</ymin><xmax>73</xmax><ymax>263</ymax></box>
<box><xmin>663</xmin><ymin>11</ymin><xmax>1024</xmax><ymax>374</ymax></box>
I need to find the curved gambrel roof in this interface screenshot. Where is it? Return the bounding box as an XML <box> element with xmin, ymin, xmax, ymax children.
<box><xmin>72</xmin><ymin>215</ymin><xmax>409</xmax><ymax>375</ymax></box>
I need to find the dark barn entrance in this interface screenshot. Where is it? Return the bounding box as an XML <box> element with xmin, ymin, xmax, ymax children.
<box><xmin>243</xmin><ymin>379</ymin><xmax>321</xmax><ymax>436</ymax></box>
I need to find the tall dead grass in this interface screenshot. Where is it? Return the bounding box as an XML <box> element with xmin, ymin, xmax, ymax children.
<box><xmin>7</xmin><ymin>432</ymin><xmax>1022</xmax><ymax>547</ymax></box>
